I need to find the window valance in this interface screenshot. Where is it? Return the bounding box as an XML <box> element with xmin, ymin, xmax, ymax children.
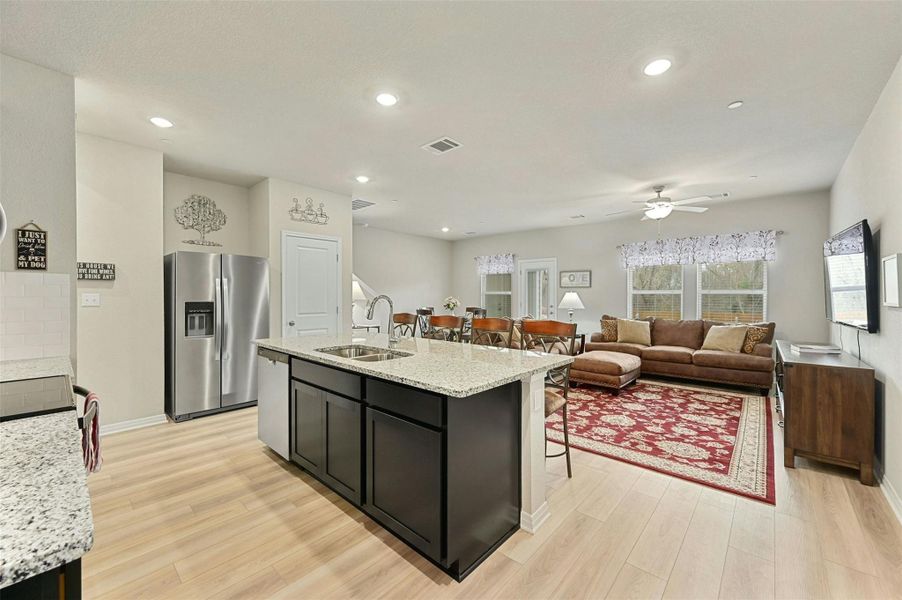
<box><xmin>823</xmin><ymin>222</ymin><xmax>863</xmax><ymax>256</ymax></box>
<box><xmin>475</xmin><ymin>253</ymin><xmax>515</xmax><ymax>275</ymax></box>
<box><xmin>619</xmin><ymin>230</ymin><xmax>777</xmax><ymax>269</ymax></box>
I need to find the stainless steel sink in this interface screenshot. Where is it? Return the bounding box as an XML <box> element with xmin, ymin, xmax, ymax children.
<box><xmin>316</xmin><ymin>345</ymin><xmax>412</xmax><ymax>362</ymax></box>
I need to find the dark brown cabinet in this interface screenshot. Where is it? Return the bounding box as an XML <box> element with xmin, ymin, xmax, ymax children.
<box><xmin>290</xmin><ymin>379</ymin><xmax>363</xmax><ymax>504</ymax></box>
<box><xmin>775</xmin><ymin>340</ymin><xmax>875</xmax><ymax>485</ymax></box>
<box><xmin>365</xmin><ymin>407</ymin><xmax>442</xmax><ymax>561</ymax></box>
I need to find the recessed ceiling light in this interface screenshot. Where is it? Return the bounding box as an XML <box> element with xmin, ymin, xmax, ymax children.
<box><xmin>149</xmin><ymin>116</ymin><xmax>173</xmax><ymax>128</ymax></box>
<box><xmin>355</xmin><ymin>175</ymin><xmax>370</xmax><ymax>183</ymax></box>
<box><xmin>441</xmin><ymin>227</ymin><xmax>450</xmax><ymax>233</ymax></box>
<box><xmin>375</xmin><ymin>93</ymin><xmax>398</xmax><ymax>107</ymax></box>
<box><xmin>643</xmin><ymin>58</ymin><xmax>672</xmax><ymax>76</ymax></box>
<box><xmin>363</xmin><ymin>223</ymin><xmax>369</xmax><ymax>228</ymax></box>
<box><xmin>160</xmin><ymin>139</ymin><xmax>171</xmax><ymax>144</ymax></box>
<box><xmin>727</xmin><ymin>100</ymin><xmax>744</xmax><ymax>109</ymax></box>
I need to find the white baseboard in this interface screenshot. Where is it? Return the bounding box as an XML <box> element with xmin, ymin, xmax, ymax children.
<box><xmin>520</xmin><ymin>501</ymin><xmax>550</xmax><ymax>533</ymax></box>
<box><xmin>100</xmin><ymin>414</ymin><xmax>167</xmax><ymax>436</ymax></box>
<box><xmin>879</xmin><ymin>470</ymin><xmax>902</xmax><ymax>526</ymax></box>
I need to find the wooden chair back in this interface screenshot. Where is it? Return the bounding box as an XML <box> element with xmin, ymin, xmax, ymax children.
<box><xmin>392</xmin><ymin>312</ymin><xmax>418</xmax><ymax>337</ymax></box>
<box><xmin>425</xmin><ymin>315</ymin><xmax>465</xmax><ymax>341</ymax></box>
<box><xmin>519</xmin><ymin>319</ymin><xmax>578</xmax><ymax>391</ymax></box>
<box><xmin>462</xmin><ymin>306</ymin><xmax>488</xmax><ymax>338</ymax></box>
<box><xmin>470</xmin><ymin>317</ymin><xmax>514</xmax><ymax>348</ymax></box>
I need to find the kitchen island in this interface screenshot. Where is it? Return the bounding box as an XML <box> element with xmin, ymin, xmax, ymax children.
<box><xmin>0</xmin><ymin>357</ymin><xmax>93</xmax><ymax>598</ymax></box>
<box><xmin>255</xmin><ymin>333</ymin><xmax>573</xmax><ymax>581</ymax></box>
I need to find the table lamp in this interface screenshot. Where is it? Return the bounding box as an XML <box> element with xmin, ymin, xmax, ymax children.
<box><xmin>352</xmin><ymin>280</ymin><xmax>367</xmax><ymax>303</ymax></box>
<box><xmin>558</xmin><ymin>292</ymin><xmax>585</xmax><ymax>322</ymax></box>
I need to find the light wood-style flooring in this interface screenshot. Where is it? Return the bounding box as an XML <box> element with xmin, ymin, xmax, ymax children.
<box><xmin>85</xmin><ymin>401</ymin><xmax>902</xmax><ymax>599</ymax></box>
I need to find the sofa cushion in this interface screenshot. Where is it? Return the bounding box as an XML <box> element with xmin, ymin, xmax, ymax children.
<box><xmin>742</xmin><ymin>326</ymin><xmax>769</xmax><ymax>354</ymax></box>
<box><xmin>573</xmin><ymin>350</ymin><xmax>642</xmax><ymax>376</ymax></box>
<box><xmin>692</xmin><ymin>349</ymin><xmax>775</xmax><ymax>372</ymax></box>
<box><xmin>651</xmin><ymin>319</ymin><xmax>704</xmax><ymax>349</ymax></box>
<box><xmin>584</xmin><ymin>341</ymin><xmax>646</xmax><ymax>356</ymax></box>
<box><xmin>701</xmin><ymin>325</ymin><xmax>748</xmax><ymax>353</ymax></box>
<box><xmin>617</xmin><ymin>318</ymin><xmax>651</xmax><ymax>346</ymax></box>
<box><xmin>704</xmin><ymin>320</ymin><xmax>775</xmax><ymax>344</ymax></box>
<box><xmin>641</xmin><ymin>345</ymin><xmax>695</xmax><ymax>365</ymax></box>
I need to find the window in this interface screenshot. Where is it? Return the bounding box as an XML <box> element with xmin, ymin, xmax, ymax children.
<box><xmin>698</xmin><ymin>260</ymin><xmax>767</xmax><ymax>323</ymax></box>
<box><xmin>481</xmin><ymin>273</ymin><xmax>512</xmax><ymax>317</ymax></box>
<box><xmin>628</xmin><ymin>265</ymin><xmax>683</xmax><ymax>319</ymax></box>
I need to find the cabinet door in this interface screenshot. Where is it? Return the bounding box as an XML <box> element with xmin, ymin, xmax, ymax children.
<box><xmin>322</xmin><ymin>392</ymin><xmax>362</xmax><ymax>505</ymax></box>
<box><xmin>290</xmin><ymin>380</ymin><xmax>323</xmax><ymax>474</ymax></box>
<box><xmin>365</xmin><ymin>408</ymin><xmax>442</xmax><ymax>562</ymax></box>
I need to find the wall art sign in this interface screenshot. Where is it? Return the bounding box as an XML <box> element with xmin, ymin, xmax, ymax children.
<box><xmin>174</xmin><ymin>194</ymin><xmax>226</xmax><ymax>246</ymax></box>
<box><xmin>289</xmin><ymin>197</ymin><xmax>330</xmax><ymax>225</ymax></box>
<box><xmin>77</xmin><ymin>262</ymin><xmax>116</xmax><ymax>281</ymax></box>
<box><xmin>560</xmin><ymin>270</ymin><xmax>591</xmax><ymax>288</ymax></box>
<box><xmin>16</xmin><ymin>221</ymin><xmax>47</xmax><ymax>270</ymax></box>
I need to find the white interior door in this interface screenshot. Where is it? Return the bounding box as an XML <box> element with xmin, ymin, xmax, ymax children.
<box><xmin>282</xmin><ymin>232</ymin><xmax>341</xmax><ymax>337</ymax></box>
<box><xmin>518</xmin><ymin>258</ymin><xmax>558</xmax><ymax>320</ymax></box>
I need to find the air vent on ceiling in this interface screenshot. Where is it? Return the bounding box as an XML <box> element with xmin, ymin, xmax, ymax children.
<box><xmin>464</xmin><ymin>231</ymin><xmax>477</xmax><ymax>236</ymax></box>
<box><xmin>351</xmin><ymin>198</ymin><xmax>375</xmax><ymax>211</ymax></box>
<box><xmin>421</xmin><ymin>137</ymin><xmax>462</xmax><ymax>155</ymax></box>
<box><xmin>569</xmin><ymin>214</ymin><xmax>585</xmax><ymax>220</ymax></box>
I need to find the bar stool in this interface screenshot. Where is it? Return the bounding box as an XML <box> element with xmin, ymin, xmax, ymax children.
<box><xmin>519</xmin><ymin>319</ymin><xmax>578</xmax><ymax>478</ymax></box>
<box><xmin>392</xmin><ymin>312</ymin><xmax>418</xmax><ymax>337</ymax></box>
<box><xmin>424</xmin><ymin>315</ymin><xmax>465</xmax><ymax>341</ymax></box>
<box><xmin>470</xmin><ymin>317</ymin><xmax>514</xmax><ymax>348</ymax></box>
<box><xmin>415</xmin><ymin>307</ymin><xmax>434</xmax><ymax>337</ymax></box>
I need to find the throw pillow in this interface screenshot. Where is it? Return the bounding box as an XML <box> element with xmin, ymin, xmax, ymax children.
<box><xmin>617</xmin><ymin>318</ymin><xmax>651</xmax><ymax>346</ymax></box>
<box><xmin>742</xmin><ymin>326</ymin><xmax>769</xmax><ymax>354</ymax></box>
<box><xmin>701</xmin><ymin>325</ymin><xmax>749</xmax><ymax>353</ymax></box>
<box><xmin>600</xmin><ymin>319</ymin><xmax>618</xmax><ymax>342</ymax></box>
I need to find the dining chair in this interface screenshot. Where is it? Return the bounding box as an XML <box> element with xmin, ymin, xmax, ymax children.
<box><xmin>424</xmin><ymin>315</ymin><xmax>465</xmax><ymax>342</ymax></box>
<box><xmin>470</xmin><ymin>317</ymin><xmax>514</xmax><ymax>348</ymax></box>
<box><xmin>392</xmin><ymin>312</ymin><xmax>418</xmax><ymax>337</ymax></box>
<box><xmin>462</xmin><ymin>306</ymin><xmax>487</xmax><ymax>340</ymax></box>
<box><xmin>416</xmin><ymin>307</ymin><xmax>434</xmax><ymax>337</ymax></box>
<box><xmin>519</xmin><ymin>319</ymin><xmax>578</xmax><ymax>478</ymax></box>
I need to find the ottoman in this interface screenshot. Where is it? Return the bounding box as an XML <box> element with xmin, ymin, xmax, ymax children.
<box><xmin>570</xmin><ymin>350</ymin><xmax>641</xmax><ymax>393</ymax></box>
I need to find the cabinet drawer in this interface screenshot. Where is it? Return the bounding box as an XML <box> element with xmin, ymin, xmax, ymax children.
<box><xmin>366</xmin><ymin>379</ymin><xmax>443</xmax><ymax>428</ymax></box>
<box><xmin>291</xmin><ymin>358</ymin><xmax>362</xmax><ymax>400</ymax></box>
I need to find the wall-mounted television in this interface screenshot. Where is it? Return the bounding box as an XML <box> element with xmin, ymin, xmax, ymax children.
<box><xmin>823</xmin><ymin>219</ymin><xmax>878</xmax><ymax>333</ymax></box>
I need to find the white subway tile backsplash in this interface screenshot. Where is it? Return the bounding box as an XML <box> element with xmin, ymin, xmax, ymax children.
<box><xmin>0</xmin><ymin>271</ymin><xmax>70</xmax><ymax>358</ymax></box>
<box><xmin>1</xmin><ymin>309</ymin><xmax>25</xmax><ymax>323</ymax></box>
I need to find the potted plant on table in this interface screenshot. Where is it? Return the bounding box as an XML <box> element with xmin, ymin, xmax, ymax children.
<box><xmin>443</xmin><ymin>296</ymin><xmax>461</xmax><ymax>315</ymax></box>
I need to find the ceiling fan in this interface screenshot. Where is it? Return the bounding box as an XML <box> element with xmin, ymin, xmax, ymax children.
<box><xmin>606</xmin><ymin>186</ymin><xmax>711</xmax><ymax>221</ymax></box>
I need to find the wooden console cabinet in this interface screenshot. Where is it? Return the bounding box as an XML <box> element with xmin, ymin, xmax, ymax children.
<box><xmin>775</xmin><ymin>340</ymin><xmax>875</xmax><ymax>485</ymax></box>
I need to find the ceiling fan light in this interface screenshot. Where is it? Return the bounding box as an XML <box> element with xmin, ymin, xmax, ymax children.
<box><xmin>645</xmin><ymin>204</ymin><xmax>674</xmax><ymax>220</ymax></box>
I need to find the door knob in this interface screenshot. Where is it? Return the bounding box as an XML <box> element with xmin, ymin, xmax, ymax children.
<box><xmin>288</xmin><ymin>320</ymin><xmax>296</xmax><ymax>326</ymax></box>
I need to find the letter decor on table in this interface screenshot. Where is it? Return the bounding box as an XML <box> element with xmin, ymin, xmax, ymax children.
<box><xmin>16</xmin><ymin>221</ymin><xmax>47</xmax><ymax>270</ymax></box>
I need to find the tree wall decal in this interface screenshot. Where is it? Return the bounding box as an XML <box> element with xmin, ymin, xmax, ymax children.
<box><xmin>174</xmin><ymin>194</ymin><xmax>227</xmax><ymax>246</ymax></box>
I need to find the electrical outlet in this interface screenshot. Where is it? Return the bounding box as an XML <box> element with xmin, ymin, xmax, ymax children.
<box><xmin>81</xmin><ymin>293</ymin><xmax>101</xmax><ymax>307</ymax></box>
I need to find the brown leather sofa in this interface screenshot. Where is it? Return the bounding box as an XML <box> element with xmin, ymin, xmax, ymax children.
<box><xmin>585</xmin><ymin>318</ymin><xmax>775</xmax><ymax>395</ymax></box>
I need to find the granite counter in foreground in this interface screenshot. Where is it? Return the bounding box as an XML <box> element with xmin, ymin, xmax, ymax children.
<box><xmin>254</xmin><ymin>332</ymin><xmax>573</xmax><ymax>398</ymax></box>
<box><xmin>0</xmin><ymin>357</ymin><xmax>93</xmax><ymax>590</ymax></box>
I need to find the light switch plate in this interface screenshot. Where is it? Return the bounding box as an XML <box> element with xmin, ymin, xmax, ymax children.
<box><xmin>81</xmin><ymin>292</ymin><xmax>101</xmax><ymax>307</ymax></box>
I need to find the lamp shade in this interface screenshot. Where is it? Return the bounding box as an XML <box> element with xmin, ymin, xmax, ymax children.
<box><xmin>558</xmin><ymin>292</ymin><xmax>585</xmax><ymax>310</ymax></box>
<box><xmin>351</xmin><ymin>280</ymin><xmax>367</xmax><ymax>302</ymax></box>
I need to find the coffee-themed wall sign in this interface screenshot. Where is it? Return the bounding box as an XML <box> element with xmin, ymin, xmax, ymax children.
<box><xmin>16</xmin><ymin>221</ymin><xmax>47</xmax><ymax>270</ymax></box>
<box><xmin>78</xmin><ymin>262</ymin><xmax>116</xmax><ymax>281</ymax></box>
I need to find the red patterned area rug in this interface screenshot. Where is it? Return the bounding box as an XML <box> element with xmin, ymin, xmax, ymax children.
<box><xmin>546</xmin><ymin>380</ymin><xmax>775</xmax><ymax>504</ymax></box>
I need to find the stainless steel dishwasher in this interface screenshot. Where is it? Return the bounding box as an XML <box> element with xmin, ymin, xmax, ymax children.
<box><xmin>256</xmin><ymin>348</ymin><xmax>289</xmax><ymax>459</ymax></box>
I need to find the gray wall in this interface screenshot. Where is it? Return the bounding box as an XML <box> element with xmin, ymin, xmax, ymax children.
<box><xmin>450</xmin><ymin>190</ymin><xmax>831</xmax><ymax>343</ymax></box>
<box><xmin>830</xmin><ymin>57</ymin><xmax>902</xmax><ymax>510</ymax></box>
<box><xmin>1</xmin><ymin>54</ymin><xmax>77</xmax><ymax>363</ymax></box>
<box><xmin>352</xmin><ymin>225</ymin><xmax>454</xmax><ymax>314</ymax></box>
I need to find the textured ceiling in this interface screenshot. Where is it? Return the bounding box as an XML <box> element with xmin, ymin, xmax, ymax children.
<box><xmin>2</xmin><ymin>1</ymin><xmax>900</xmax><ymax>239</ymax></box>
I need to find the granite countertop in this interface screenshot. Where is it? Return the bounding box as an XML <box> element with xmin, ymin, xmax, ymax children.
<box><xmin>0</xmin><ymin>357</ymin><xmax>94</xmax><ymax>589</ymax></box>
<box><xmin>256</xmin><ymin>332</ymin><xmax>574</xmax><ymax>397</ymax></box>
<box><xmin>0</xmin><ymin>356</ymin><xmax>75</xmax><ymax>383</ymax></box>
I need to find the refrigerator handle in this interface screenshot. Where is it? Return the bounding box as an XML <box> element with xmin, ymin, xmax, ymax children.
<box><xmin>222</xmin><ymin>277</ymin><xmax>230</xmax><ymax>361</ymax></box>
<box><xmin>214</xmin><ymin>278</ymin><xmax>222</xmax><ymax>361</ymax></box>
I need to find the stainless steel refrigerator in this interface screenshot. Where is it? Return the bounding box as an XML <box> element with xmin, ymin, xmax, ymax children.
<box><xmin>164</xmin><ymin>252</ymin><xmax>270</xmax><ymax>421</ymax></box>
